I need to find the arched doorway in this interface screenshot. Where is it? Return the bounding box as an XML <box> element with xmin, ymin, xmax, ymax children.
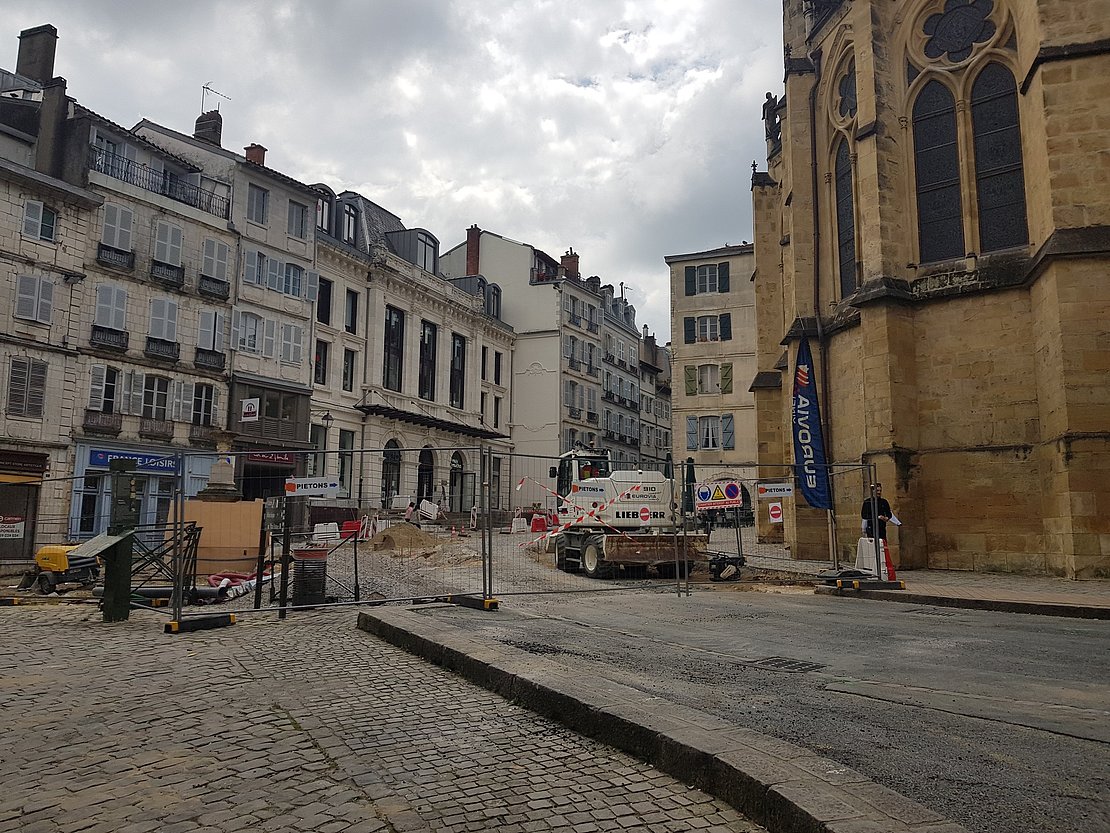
<box><xmin>417</xmin><ymin>447</ymin><xmax>435</xmax><ymax>503</ymax></box>
<box><xmin>381</xmin><ymin>440</ymin><xmax>401</xmax><ymax>509</ymax></box>
<box><xmin>449</xmin><ymin>451</ymin><xmax>475</xmax><ymax>513</ymax></box>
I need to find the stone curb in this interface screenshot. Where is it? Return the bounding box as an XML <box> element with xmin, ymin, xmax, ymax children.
<box><xmin>356</xmin><ymin>607</ymin><xmax>968</xmax><ymax>833</ymax></box>
<box><xmin>813</xmin><ymin>585</ymin><xmax>1110</xmax><ymax>620</ymax></box>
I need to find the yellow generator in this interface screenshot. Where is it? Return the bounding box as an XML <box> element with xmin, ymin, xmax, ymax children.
<box><xmin>19</xmin><ymin>544</ymin><xmax>101</xmax><ymax>594</ymax></box>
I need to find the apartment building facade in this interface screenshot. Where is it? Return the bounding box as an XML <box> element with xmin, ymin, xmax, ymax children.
<box><xmin>135</xmin><ymin>117</ymin><xmax>321</xmax><ymax>500</ymax></box>
<box><xmin>312</xmin><ymin>191</ymin><xmax>513</xmax><ymax>513</ymax></box>
<box><xmin>667</xmin><ymin>244</ymin><xmax>757</xmax><ymax>483</ymax></box>
<box><xmin>638</xmin><ymin>329</ymin><xmax>672</xmax><ymax>470</ymax></box>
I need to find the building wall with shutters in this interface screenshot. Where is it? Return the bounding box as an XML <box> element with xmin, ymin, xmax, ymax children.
<box><xmin>751</xmin><ymin>0</ymin><xmax>1110</xmax><ymax>577</ymax></box>
<box><xmin>665</xmin><ymin>244</ymin><xmax>757</xmax><ymax>481</ymax></box>
<box><xmin>0</xmin><ymin>169</ymin><xmax>100</xmax><ymax>552</ymax></box>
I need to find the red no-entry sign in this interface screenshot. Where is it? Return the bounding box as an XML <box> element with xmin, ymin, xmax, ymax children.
<box><xmin>768</xmin><ymin>502</ymin><xmax>783</xmax><ymax>524</ymax></box>
<box><xmin>639</xmin><ymin>506</ymin><xmax>651</xmax><ymax>523</ymax></box>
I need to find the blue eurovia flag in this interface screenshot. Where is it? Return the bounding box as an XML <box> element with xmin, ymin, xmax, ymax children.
<box><xmin>791</xmin><ymin>336</ymin><xmax>832</xmax><ymax>510</ymax></box>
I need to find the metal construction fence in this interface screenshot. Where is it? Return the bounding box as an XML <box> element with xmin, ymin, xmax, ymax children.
<box><xmin>0</xmin><ymin>445</ymin><xmax>881</xmax><ymax>621</ymax></box>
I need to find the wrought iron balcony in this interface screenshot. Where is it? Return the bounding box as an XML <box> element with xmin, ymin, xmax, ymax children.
<box><xmin>568</xmin><ymin>358</ymin><xmax>580</xmax><ymax>370</ymax></box>
<box><xmin>568</xmin><ymin>407</ymin><xmax>582</xmax><ymax>419</ymax></box>
<box><xmin>586</xmin><ymin>365</ymin><xmax>599</xmax><ymax>377</ymax></box>
<box><xmin>197</xmin><ymin>274</ymin><xmax>230</xmax><ymax>299</ymax></box>
<box><xmin>603</xmin><ymin>429</ymin><xmax>615</xmax><ymax>440</ymax></box>
<box><xmin>150</xmin><ymin>260</ymin><xmax>185</xmax><ymax>287</ymax></box>
<box><xmin>96</xmin><ymin>242</ymin><xmax>134</xmax><ymax>271</ymax></box>
<box><xmin>90</xmin><ymin>325</ymin><xmax>128</xmax><ymax>351</ymax></box>
<box><xmin>602</xmin><ymin>390</ymin><xmax>616</xmax><ymax>402</ymax></box>
<box><xmin>587</xmin><ymin>411</ymin><xmax>599</xmax><ymax>424</ymax></box>
<box><xmin>88</xmin><ymin>147</ymin><xmax>229</xmax><ymax>219</ymax></box>
<box><xmin>587</xmin><ymin>321</ymin><xmax>599</xmax><ymax>333</ymax></box>
<box><xmin>194</xmin><ymin>347</ymin><xmax>226</xmax><ymax>371</ymax></box>
<box><xmin>188</xmin><ymin>423</ymin><xmax>217</xmax><ymax>446</ymax></box>
<box><xmin>82</xmin><ymin>409</ymin><xmax>122</xmax><ymax>435</ymax></box>
<box><xmin>569</xmin><ymin>314</ymin><xmax>582</xmax><ymax>326</ymax></box>
<box><xmin>144</xmin><ymin>337</ymin><xmax>180</xmax><ymax>362</ymax></box>
<box><xmin>138</xmin><ymin>417</ymin><xmax>174</xmax><ymax>440</ymax></box>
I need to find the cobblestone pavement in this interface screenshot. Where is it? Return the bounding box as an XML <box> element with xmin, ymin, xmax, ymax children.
<box><xmin>0</xmin><ymin>604</ymin><xmax>765</xmax><ymax>833</ymax></box>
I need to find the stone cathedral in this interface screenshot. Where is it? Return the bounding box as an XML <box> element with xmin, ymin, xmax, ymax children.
<box><xmin>751</xmin><ymin>0</ymin><xmax>1109</xmax><ymax>577</ymax></box>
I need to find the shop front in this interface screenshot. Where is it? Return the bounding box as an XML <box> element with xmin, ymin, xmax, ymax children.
<box><xmin>69</xmin><ymin>443</ymin><xmax>216</xmax><ymax>539</ymax></box>
<box><xmin>239</xmin><ymin>451</ymin><xmax>300</xmax><ymax>501</ymax></box>
<box><xmin>0</xmin><ymin>450</ymin><xmax>48</xmax><ymax>562</ymax></box>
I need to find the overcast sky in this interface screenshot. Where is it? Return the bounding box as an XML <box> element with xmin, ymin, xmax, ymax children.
<box><xmin>6</xmin><ymin>1</ymin><xmax>784</xmax><ymax>340</ymax></box>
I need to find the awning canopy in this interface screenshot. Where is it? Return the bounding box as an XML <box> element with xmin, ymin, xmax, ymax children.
<box><xmin>354</xmin><ymin>404</ymin><xmax>508</xmax><ymax>441</ymax></box>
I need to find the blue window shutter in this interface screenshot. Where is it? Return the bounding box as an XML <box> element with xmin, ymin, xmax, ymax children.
<box><xmin>719</xmin><ymin>313</ymin><xmax>732</xmax><ymax>341</ymax></box>
<box><xmin>686</xmin><ymin>416</ymin><xmax>697</xmax><ymax>450</ymax></box>
<box><xmin>684</xmin><ymin>266</ymin><xmax>696</xmax><ymax>296</ymax></box>
<box><xmin>683</xmin><ymin>317</ymin><xmax>696</xmax><ymax>344</ymax></box>
<box><xmin>722</xmin><ymin>414</ymin><xmax>735</xmax><ymax>450</ymax></box>
<box><xmin>717</xmin><ymin>262</ymin><xmax>730</xmax><ymax>293</ymax></box>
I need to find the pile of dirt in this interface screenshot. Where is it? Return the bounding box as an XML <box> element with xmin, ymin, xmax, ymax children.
<box><xmin>369</xmin><ymin>523</ymin><xmax>439</xmax><ymax>552</ymax></box>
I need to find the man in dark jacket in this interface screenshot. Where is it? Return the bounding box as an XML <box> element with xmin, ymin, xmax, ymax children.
<box><xmin>861</xmin><ymin>483</ymin><xmax>893</xmax><ymax>541</ymax></box>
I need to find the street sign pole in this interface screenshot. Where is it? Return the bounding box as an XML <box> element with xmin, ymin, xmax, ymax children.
<box><xmin>278</xmin><ymin>496</ymin><xmax>292</xmax><ymax>620</ymax></box>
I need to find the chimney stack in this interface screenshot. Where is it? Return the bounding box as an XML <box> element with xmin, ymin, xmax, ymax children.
<box><xmin>17</xmin><ymin>24</ymin><xmax>58</xmax><ymax>84</ymax></box>
<box><xmin>194</xmin><ymin>110</ymin><xmax>223</xmax><ymax>147</ymax></box>
<box><xmin>465</xmin><ymin>224</ymin><xmax>481</xmax><ymax>275</ymax></box>
<box><xmin>561</xmin><ymin>248</ymin><xmax>580</xmax><ymax>280</ymax></box>
<box><xmin>244</xmin><ymin>143</ymin><xmax>267</xmax><ymax>165</ymax></box>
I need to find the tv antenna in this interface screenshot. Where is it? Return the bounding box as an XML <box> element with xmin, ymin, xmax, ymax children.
<box><xmin>201</xmin><ymin>82</ymin><xmax>231</xmax><ymax>113</ymax></box>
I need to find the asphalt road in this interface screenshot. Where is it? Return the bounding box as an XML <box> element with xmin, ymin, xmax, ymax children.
<box><xmin>413</xmin><ymin>585</ymin><xmax>1110</xmax><ymax>833</ymax></box>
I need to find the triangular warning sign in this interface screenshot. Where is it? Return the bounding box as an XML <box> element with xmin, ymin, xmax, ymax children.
<box><xmin>711</xmin><ymin>484</ymin><xmax>727</xmax><ymax>501</ymax></box>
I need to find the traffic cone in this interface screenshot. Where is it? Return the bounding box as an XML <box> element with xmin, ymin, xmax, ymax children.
<box><xmin>451</xmin><ymin>525</ymin><xmax>458</xmax><ymax>539</ymax></box>
<box><xmin>882</xmin><ymin>540</ymin><xmax>897</xmax><ymax>581</ymax></box>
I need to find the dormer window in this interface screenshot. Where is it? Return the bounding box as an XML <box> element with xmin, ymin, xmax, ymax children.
<box><xmin>316</xmin><ymin>197</ymin><xmax>331</xmax><ymax>234</ymax></box>
<box><xmin>343</xmin><ymin>204</ymin><xmax>357</xmax><ymax>245</ymax></box>
<box><xmin>416</xmin><ymin>232</ymin><xmax>437</xmax><ymax>273</ymax></box>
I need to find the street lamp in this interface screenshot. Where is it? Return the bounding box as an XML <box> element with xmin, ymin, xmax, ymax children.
<box><xmin>312</xmin><ymin>411</ymin><xmax>334</xmax><ymax>476</ymax></box>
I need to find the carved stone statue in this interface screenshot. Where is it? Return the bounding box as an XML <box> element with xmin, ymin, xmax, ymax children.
<box><xmin>763</xmin><ymin>92</ymin><xmax>782</xmax><ymax>146</ymax></box>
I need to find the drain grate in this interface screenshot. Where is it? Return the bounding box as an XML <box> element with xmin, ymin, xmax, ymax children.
<box><xmin>750</xmin><ymin>656</ymin><xmax>826</xmax><ymax>673</ymax></box>
<box><xmin>904</xmin><ymin>607</ymin><xmax>959</xmax><ymax>617</ymax></box>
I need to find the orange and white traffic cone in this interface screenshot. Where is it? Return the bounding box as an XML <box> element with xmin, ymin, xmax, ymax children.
<box><xmin>882</xmin><ymin>540</ymin><xmax>897</xmax><ymax>581</ymax></box>
<box><xmin>450</xmin><ymin>525</ymin><xmax>458</xmax><ymax>539</ymax></box>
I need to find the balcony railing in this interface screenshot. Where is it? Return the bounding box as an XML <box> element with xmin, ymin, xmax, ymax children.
<box><xmin>188</xmin><ymin>423</ymin><xmax>216</xmax><ymax>446</ymax></box>
<box><xmin>602</xmin><ymin>390</ymin><xmax>616</xmax><ymax>402</ymax></box>
<box><xmin>82</xmin><ymin>409</ymin><xmax>121</xmax><ymax>435</ymax></box>
<box><xmin>604</xmin><ymin>429</ymin><xmax>615</xmax><ymax>440</ymax></box>
<box><xmin>90</xmin><ymin>325</ymin><xmax>128</xmax><ymax>351</ymax></box>
<box><xmin>96</xmin><ymin>242</ymin><xmax>134</xmax><ymax>271</ymax></box>
<box><xmin>194</xmin><ymin>347</ymin><xmax>226</xmax><ymax>371</ymax></box>
<box><xmin>569</xmin><ymin>314</ymin><xmax>582</xmax><ymax>326</ymax></box>
<box><xmin>586</xmin><ymin>411</ymin><xmax>599</xmax><ymax>424</ymax></box>
<box><xmin>568</xmin><ymin>407</ymin><xmax>582</xmax><ymax>419</ymax></box>
<box><xmin>197</xmin><ymin>274</ymin><xmax>230</xmax><ymax>299</ymax></box>
<box><xmin>587</xmin><ymin>321</ymin><xmax>599</xmax><ymax>333</ymax></box>
<box><xmin>139</xmin><ymin>417</ymin><xmax>174</xmax><ymax>440</ymax></box>
<box><xmin>145</xmin><ymin>337</ymin><xmax>180</xmax><ymax>362</ymax></box>
<box><xmin>568</xmin><ymin>358</ymin><xmax>580</xmax><ymax>370</ymax></box>
<box><xmin>235</xmin><ymin>415</ymin><xmax>308</xmax><ymax>444</ymax></box>
<box><xmin>150</xmin><ymin>260</ymin><xmax>185</xmax><ymax>287</ymax></box>
<box><xmin>586</xmin><ymin>365</ymin><xmax>599</xmax><ymax>377</ymax></box>
<box><xmin>88</xmin><ymin>147</ymin><xmax>229</xmax><ymax>219</ymax></box>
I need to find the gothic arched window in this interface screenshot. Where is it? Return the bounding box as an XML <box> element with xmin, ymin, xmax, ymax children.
<box><xmin>834</xmin><ymin>138</ymin><xmax>857</xmax><ymax>298</ymax></box>
<box><xmin>972</xmin><ymin>62</ymin><xmax>1028</xmax><ymax>252</ymax></box>
<box><xmin>913</xmin><ymin>80</ymin><xmax>964</xmax><ymax>263</ymax></box>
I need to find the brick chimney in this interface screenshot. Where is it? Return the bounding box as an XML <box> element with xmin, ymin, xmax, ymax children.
<box><xmin>194</xmin><ymin>110</ymin><xmax>223</xmax><ymax>147</ymax></box>
<box><xmin>561</xmin><ymin>248</ymin><xmax>580</xmax><ymax>280</ymax></box>
<box><xmin>244</xmin><ymin>143</ymin><xmax>267</xmax><ymax>165</ymax></box>
<box><xmin>17</xmin><ymin>24</ymin><xmax>57</xmax><ymax>84</ymax></box>
<box><xmin>465</xmin><ymin>224</ymin><xmax>481</xmax><ymax>275</ymax></box>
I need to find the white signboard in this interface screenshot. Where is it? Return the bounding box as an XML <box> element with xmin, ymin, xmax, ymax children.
<box><xmin>695</xmin><ymin>482</ymin><xmax>744</xmax><ymax>510</ymax></box>
<box><xmin>767</xmin><ymin>502</ymin><xmax>784</xmax><ymax>524</ymax></box>
<box><xmin>284</xmin><ymin>477</ymin><xmax>341</xmax><ymax>497</ymax></box>
<box><xmin>0</xmin><ymin>516</ymin><xmax>25</xmax><ymax>539</ymax></box>
<box><xmin>757</xmin><ymin>482</ymin><xmax>794</xmax><ymax>500</ymax></box>
<box><xmin>241</xmin><ymin>397</ymin><xmax>260</xmax><ymax>423</ymax></box>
